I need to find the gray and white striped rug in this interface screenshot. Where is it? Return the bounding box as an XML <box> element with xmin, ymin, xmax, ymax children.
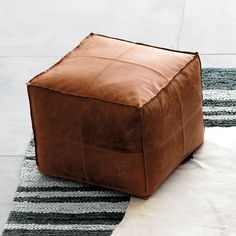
<box><xmin>3</xmin><ymin>139</ymin><xmax>130</xmax><ymax>236</ymax></box>
<box><xmin>202</xmin><ymin>68</ymin><xmax>236</xmax><ymax>127</ymax></box>
<box><xmin>3</xmin><ymin>68</ymin><xmax>236</xmax><ymax>236</ymax></box>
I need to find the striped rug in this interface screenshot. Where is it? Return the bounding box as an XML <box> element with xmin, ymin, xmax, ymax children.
<box><xmin>202</xmin><ymin>68</ymin><xmax>236</xmax><ymax>127</ymax></box>
<box><xmin>2</xmin><ymin>139</ymin><xmax>130</xmax><ymax>236</ymax></box>
<box><xmin>3</xmin><ymin>68</ymin><xmax>236</xmax><ymax>236</ymax></box>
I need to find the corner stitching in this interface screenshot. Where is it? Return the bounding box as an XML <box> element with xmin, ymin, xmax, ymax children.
<box><xmin>142</xmin><ymin>54</ymin><xmax>199</xmax><ymax>108</ymax></box>
<box><xmin>139</xmin><ymin>107</ymin><xmax>149</xmax><ymax>196</ymax></box>
<box><xmin>27</xmin><ymin>33</ymin><xmax>94</xmax><ymax>85</ymax></box>
<box><xmin>172</xmin><ymin>84</ymin><xmax>185</xmax><ymax>157</ymax></box>
<box><xmin>94</xmin><ymin>33</ymin><xmax>198</xmax><ymax>55</ymax></box>
<box><xmin>27</xmin><ymin>85</ymin><xmax>39</xmax><ymax>166</ymax></box>
<box><xmin>27</xmin><ymin>84</ymin><xmax>140</xmax><ymax>109</ymax></box>
<box><xmin>197</xmin><ymin>55</ymin><xmax>205</xmax><ymax>131</ymax></box>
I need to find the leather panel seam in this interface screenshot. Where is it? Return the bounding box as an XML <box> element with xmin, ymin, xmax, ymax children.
<box><xmin>77</xmin><ymin>55</ymin><xmax>168</xmax><ymax>80</ymax></box>
<box><xmin>142</xmin><ymin>54</ymin><xmax>199</xmax><ymax>108</ymax></box>
<box><xmin>139</xmin><ymin>108</ymin><xmax>148</xmax><ymax>195</ymax></box>
<box><xmin>37</xmin><ymin>132</ymin><xmax>143</xmax><ymax>156</ymax></box>
<box><xmin>92</xmin><ymin>33</ymin><xmax>198</xmax><ymax>55</ymax></box>
<box><xmin>144</xmin><ymin>106</ymin><xmax>202</xmax><ymax>153</ymax></box>
<box><xmin>172</xmin><ymin>84</ymin><xmax>185</xmax><ymax>158</ymax></box>
<box><xmin>83</xmin><ymin>45</ymin><xmax>135</xmax><ymax>95</ymax></box>
<box><xmin>27</xmin><ymin>84</ymin><xmax>141</xmax><ymax>108</ymax></box>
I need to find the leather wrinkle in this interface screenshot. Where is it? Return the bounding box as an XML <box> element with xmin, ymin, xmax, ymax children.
<box><xmin>76</xmin><ymin>55</ymin><xmax>168</xmax><ymax>81</ymax></box>
<box><xmin>84</xmin><ymin>45</ymin><xmax>136</xmax><ymax>95</ymax></box>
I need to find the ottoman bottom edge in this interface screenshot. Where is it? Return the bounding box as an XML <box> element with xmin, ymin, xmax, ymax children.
<box><xmin>37</xmin><ymin>165</ymin><xmax>150</xmax><ymax>198</ymax></box>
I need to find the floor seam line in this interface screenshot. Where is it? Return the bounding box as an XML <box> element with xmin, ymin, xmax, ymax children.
<box><xmin>0</xmin><ymin>155</ymin><xmax>25</xmax><ymax>157</ymax></box>
<box><xmin>176</xmin><ymin>0</ymin><xmax>186</xmax><ymax>49</ymax></box>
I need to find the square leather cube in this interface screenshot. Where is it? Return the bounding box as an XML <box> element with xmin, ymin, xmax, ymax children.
<box><xmin>27</xmin><ymin>33</ymin><xmax>204</xmax><ymax>198</ymax></box>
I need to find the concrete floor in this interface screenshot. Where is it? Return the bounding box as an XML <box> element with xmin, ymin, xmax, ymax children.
<box><xmin>0</xmin><ymin>0</ymin><xmax>236</xmax><ymax>234</ymax></box>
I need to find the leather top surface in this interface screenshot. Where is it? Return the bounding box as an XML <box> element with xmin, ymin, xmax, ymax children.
<box><xmin>28</xmin><ymin>33</ymin><xmax>197</xmax><ymax>107</ymax></box>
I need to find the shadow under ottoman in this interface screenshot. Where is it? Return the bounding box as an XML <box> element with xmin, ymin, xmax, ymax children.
<box><xmin>27</xmin><ymin>33</ymin><xmax>204</xmax><ymax>198</ymax></box>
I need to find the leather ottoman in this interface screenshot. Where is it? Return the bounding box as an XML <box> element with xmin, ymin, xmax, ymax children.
<box><xmin>27</xmin><ymin>33</ymin><xmax>204</xmax><ymax>198</ymax></box>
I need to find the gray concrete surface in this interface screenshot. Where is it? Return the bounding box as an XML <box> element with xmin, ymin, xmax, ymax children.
<box><xmin>0</xmin><ymin>0</ymin><xmax>236</xmax><ymax>234</ymax></box>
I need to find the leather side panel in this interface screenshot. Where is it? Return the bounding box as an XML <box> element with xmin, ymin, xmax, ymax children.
<box><xmin>28</xmin><ymin>85</ymin><xmax>146</xmax><ymax>196</ymax></box>
<box><xmin>142</xmin><ymin>56</ymin><xmax>204</xmax><ymax>196</ymax></box>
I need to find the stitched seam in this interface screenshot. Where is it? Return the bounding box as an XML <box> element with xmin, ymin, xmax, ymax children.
<box><xmin>139</xmin><ymin>108</ymin><xmax>148</xmax><ymax>195</ymax></box>
<box><xmin>149</xmin><ymin>141</ymin><xmax>203</xmax><ymax>196</ymax></box>
<box><xmin>172</xmin><ymin>84</ymin><xmax>185</xmax><ymax>157</ymax></box>
<box><xmin>77</xmin><ymin>55</ymin><xmax>168</xmax><ymax>80</ymax></box>
<box><xmin>37</xmin><ymin>132</ymin><xmax>142</xmax><ymax>156</ymax></box>
<box><xmin>143</xmin><ymin>55</ymin><xmax>199</xmax><ymax>107</ymax></box>
<box><xmin>84</xmin><ymin>45</ymin><xmax>136</xmax><ymax>95</ymax></box>
<box><xmin>158</xmin><ymin>106</ymin><xmax>202</xmax><ymax>149</ymax></box>
<box><xmin>145</xmin><ymin>106</ymin><xmax>202</xmax><ymax>154</ymax></box>
<box><xmin>27</xmin><ymin>34</ymin><xmax>93</xmax><ymax>84</ymax></box>
<box><xmin>145</xmin><ymin>113</ymin><xmax>203</xmax><ymax>156</ymax></box>
<box><xmin>28</xmin><ymin>34</ymin><xmax>198</xmax><ymax>109</ymax></box>
<box><xmin>92</xmin><ymin>33</ymin><xmax>197</xmax><ymax>55</ymax></box>
<box><xmin>28</xmin><ymin>84</ymin><xmax>140</xmax><ymax>108</ymax></box>
<box><xmin>28</xmin><ymin>56</ymin><xmax>199</xmax><ymax>111</ymax></box>
<box><xmin>27</xmin><ymin>86</ymin><xmax>39</xmax><ymax>166</ymax></box>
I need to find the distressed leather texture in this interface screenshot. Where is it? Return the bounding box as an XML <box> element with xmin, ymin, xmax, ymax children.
<box><xmin>27</xmin><ymin>33</ymin><xmax>204</xmax><ymax>198</ymax></box>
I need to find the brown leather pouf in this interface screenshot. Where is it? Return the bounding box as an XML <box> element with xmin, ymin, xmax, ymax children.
<box><xmin>27</xmin><ymin>33</ymin><xmax>204</xmax><ymax>198</ymax></box>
